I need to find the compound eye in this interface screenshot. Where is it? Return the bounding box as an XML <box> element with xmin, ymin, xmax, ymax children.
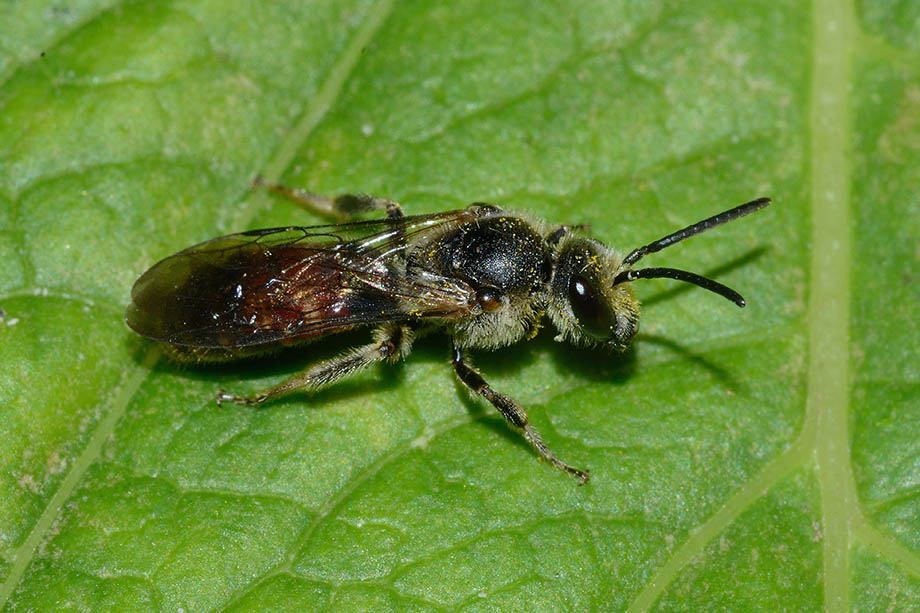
<box><xmin>477</xmin><ymin>287</ymin><xmax>503</xmax><ymax>313</ymax></box>
<box><xmin>568</xmin><ymin>273</ymin><xmax>616</xmax><ymax>339</ymax></box>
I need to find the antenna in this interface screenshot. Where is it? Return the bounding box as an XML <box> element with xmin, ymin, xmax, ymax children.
<box><xmin>613</xmin><ymin>267</ymin><xmax>746</xmax><ymax>307</ymax></box>
<box><xmin>621</xmin><ymin>197</ymin><xmax>771</xmax><ymax>267</ymax></box>
<box><xmin>614</xmin><ymin>197</ymin><xmax>772</xmax><ymax>307</ymax></box>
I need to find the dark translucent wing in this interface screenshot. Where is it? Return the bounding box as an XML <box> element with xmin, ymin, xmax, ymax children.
<box><xmin>126</xmin><ymin>209</ymin><xmax>479</xmax><ymax>348</ymax></box>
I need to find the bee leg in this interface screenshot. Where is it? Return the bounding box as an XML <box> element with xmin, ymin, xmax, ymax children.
<box><xmin>252</xmin><ymin>176</ymin><xmax>404</xmax><ymax>219</ymax></box>
<box><xmin>217</xmin><ymin>325</ymin><xmax>413</xmax><ymax>406</ymax></box>
<box><xmin>450</xmin><ymin>344</ymin><xmax>590</xmax><ymax>484</ymax></box>
<box><xmin>546</xmin><ymin>223</ymin><xmax>591</xmax><ymax>245</ymax></box>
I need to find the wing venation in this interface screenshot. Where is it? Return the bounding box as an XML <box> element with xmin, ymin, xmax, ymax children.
<box><xmin>126</xmin><ymin>209</ymin><xmax>482</xmax><ymax>347</ymax></box>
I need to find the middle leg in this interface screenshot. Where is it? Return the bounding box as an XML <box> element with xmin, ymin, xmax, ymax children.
<box><xmin>451</xmin><ymin>343</ymin><xmax>590</xmax><ymax>484</ymax></box>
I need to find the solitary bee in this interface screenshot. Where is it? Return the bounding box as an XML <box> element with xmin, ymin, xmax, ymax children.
<box><xmin>127</xmin><ymin>181</ymin><xmax>771</xmax><ymax>484</ymax></box>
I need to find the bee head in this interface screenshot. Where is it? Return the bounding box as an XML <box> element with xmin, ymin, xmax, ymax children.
<box><xmin>547</xmin><ymin>237</ymin><xmax>639</xmax><ymax>350</ymax></box>
<box><xmin>546</xmin><ymin>197</ymin><xmax>773</xmax><ymax>351</ymax></box>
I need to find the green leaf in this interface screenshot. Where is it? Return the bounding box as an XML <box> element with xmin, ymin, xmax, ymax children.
<box><xmin>1</xmin><ymin>0</ymin><xmax>917</xmax><ymax>610</ymax></box>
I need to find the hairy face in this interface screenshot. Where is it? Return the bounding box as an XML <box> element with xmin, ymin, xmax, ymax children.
<box><xmin>547</xmin><ymin>236</ymin><xmax>640</xmax><ymax>350</ymax></box>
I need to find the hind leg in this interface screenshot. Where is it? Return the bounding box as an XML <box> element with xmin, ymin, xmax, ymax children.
<box><xmin>252</xmin><ymin>176</ymin><xmax>403</xmax><ymax>219</ymax></box>
<box><xmin>217</xmin><ymin>325</ymin><xmax>413</xmax><ymax>406</ymax></box>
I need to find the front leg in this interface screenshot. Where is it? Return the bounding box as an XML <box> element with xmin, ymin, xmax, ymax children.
<box><xmin>451</xmin><ymin>343</ymin><xmax>590</xmax><ymax>484</ymax></box>
<box><xmin>218</xmin><ymin>324</ymin><xmax>413</xmax><ymax>406</ymax></box>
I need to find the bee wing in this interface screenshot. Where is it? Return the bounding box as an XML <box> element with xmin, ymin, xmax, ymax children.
<box><xmin>126</xmin><ymin>209</ymin><xmax>480</xmax><ymax>348</ymax></box>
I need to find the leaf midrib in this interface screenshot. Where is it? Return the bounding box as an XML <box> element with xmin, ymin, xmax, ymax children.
<box><xmin>806</xmin><ymin>0</ymin><xmax>920</xmax><ymax>602</ymax></box>
<box><xmin>810</xmin><ymin>0</ymin><xmax>857</xmax><ymax>609</ymax></box>
<box><xmin>629</xmin><ymin>0</ymin><xmax>861</xmax><ymax>609</ymax></box>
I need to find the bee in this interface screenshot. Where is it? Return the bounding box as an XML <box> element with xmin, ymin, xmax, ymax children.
<box><xmin>126</xmin><ymin>181</ymin><xmax>772</xmax><ymax>484</ymax></box>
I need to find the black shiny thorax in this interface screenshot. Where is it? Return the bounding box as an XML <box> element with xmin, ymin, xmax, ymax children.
<box><xmin>411</xmin><ymin>215</ymin><xmax>552</xmax><ymax>298</ymax></box>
